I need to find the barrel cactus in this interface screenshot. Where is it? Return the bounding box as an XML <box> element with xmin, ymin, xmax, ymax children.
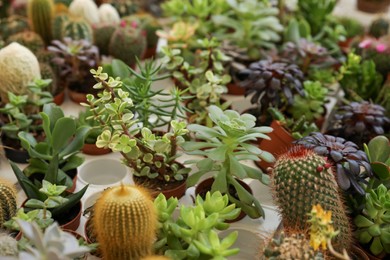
<box><xmin>68</xmin><ymin>0</ymin><xmax>100</xmax><ymax>25</ymax></box>
<box><xmin>98</xmin><ymin>3</ymin><xmax>120</xmax><ymax>25</ymax></box>
<box><xmin>6</xmin><ymin>31</ymin><xmax>45</xmax><ymax>53</ymax></box>
<box><xmin>93</xmin><ymin>184</ymin><xmax>157</xmax><ymax>260</ymax></box>
<box><xmin>108</xmin><ymin>25</ymin><xmax>146</xmax><ymax>67</ymax></box>
<box><xmin>62</xmin><ymin>18</ymin><xmax>93</xmax><ymax>42</ymax></box>
<box><xmin>0</xmin><ymin>42</ymin><xmax>41</xmax><ymax>102</ymax></box>
<box><xmin>27</xmin><ymin>0</ymin><xmax>54</xmax><ymax>45</ymax></box>
<box><xmin>368</xmin><ymin>18</ymin><xmax>389</xmax><ymax>38</ymax></box>
<box><xmin>93</xmin><ymin>23</ymin><xmax>116</xmax><ymax>55</ymax></box>
<box><xmin>39</xmin><ymin>62</ymin><xmax>58</xmax><ymax>95</ymax></box>
<box><xmin>0</xmin><ymin>234</ymin><xmax>18</xmax><ymax>257</ymax></box>
<box><xmin>0</xmin><ymin>179</ymin><xmax>17</xmax><ymax>228</ymax></box>
<box><xmin>271</xmin><ymin>146</ymin><xmax>352</xmax><ymax>250</ymax></box>
<box><xmin>0</xmin><ymin>15</ymin><xmax>30</xmax><ymax>41</ymax></box>
<box><xmin>52</xmin><ymin>13</ymin><xmax>69</xmax><ymax>40</ymax></box>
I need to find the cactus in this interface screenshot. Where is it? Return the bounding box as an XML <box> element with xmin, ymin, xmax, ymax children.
<box><xmin>0</xmin><ymin>234</ymin><xmax>18</xmax><ymax>257</ymax></box>
<box><xmin>27</xmin><ymin>0</ymin><xmax>55</xmax><ymax>45</ymax></box>
<box><xmin>93</xmin><ymin>23</ymin><xmax>116</xmax><ymax>55</ymax></box>
<box><xmin>271</xmin><ymin>146</ymin><xmax>352</xmax><ymax>251</ymax></box>
<box><xmin>0</xmin><ymin>179</ymin><xmax>17</xmax><ymax>229</ymax></box>
<box><xmin>264</xmin><ymin>233</ymin><xmax>322</xmax><ymax>260</ymax></box>
<box><xmin>68</xmin><ymin>0</ymin><xmax>100</xmax><ymax>25</ymax></box>
<box><xmin>39</xmin><ymin>62</ymin><xmax>58</xmax><ymax>95</ymax></box>
<box><xmin>62</xmin><ymin>18</ymin><xmax>93</xmax><ymax>42</ymax></box>
<box><xmin>369</xmin><ymin>18</ymin><xmax>389</xmax><ymax>38</ymax></box>
<box><xmin>108</xmin><ymin>26</ymin><xmax>146</xmax><ymax>67</ymax></box>
<box><xmin>110</xmin><ymin>0</ymin><xmax>139</xmax><ymax>17</ymax></box>
<box><xmin>52</xmin><ymin>13</ymin><xmax>69</xmax><ymax>40</ymax></box>
<box><xmin>0</xmin><ymin>15</ymin><xmax>30</xmax><ymax>41</ymax></box>
<box><xmin>0</xmin><ymin>42</ymin><xmax>41</xmax><ymax>102</ymax></box>
<box><xmin>98</xmin><ymin>3</ymin><xmax>120</xmax><ymax>25</ymax></box>
<box><xmin>6</xmin><ymin>31</ymin><xmax>45</xmax><ymax>53</ymax></box>
<box><xmin>93</xmin><ymin>185</ymin><xmax>157</xmax><ymax>260</ymax></box>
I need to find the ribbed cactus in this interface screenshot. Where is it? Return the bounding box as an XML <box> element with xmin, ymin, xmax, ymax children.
<box><xmin>93</xmin><ymin>185</ymin><xmax>157</xmax><ymax>260</ymax></box>
<box><xmin>62</xmin><ymin>18</ymin><xmax>93</xmax><ymax>42</ymax></box>
<box><xmin>0</xmin><ymin>179</ymin><xmax>17</xmax><ymax>228</ymax></box>
<box><xmin>93</xmin><ymin>23</ymin><xmax>116</xmax><ymax>55</ymax></box>
<box><xmin>369</xmin><ymin>18</ymin><xmax>389</xmax><ymax>38</ymax></box>
<box><xmin>108</xmin><ymin>26</ymin><xmax>146</xmax><ymax>67</ymax></box>
<box><xmin>6</xmin><ymin>31</ymin><xmax>45</xmax><ymax>53</ymax></box>
<box><xmin>271</xmin><ymin>146</ymin><xmax>352</xmax><ymax>250</ymax></box>
<box><xmin>0</xmin><ymin>15</ymin><xmax>30</xmax><ymax>41</ymax></box>
<box><xmin>52</xmin><ymin>14</ymin><xmax>69</xmax><ymax>40</ymax></box>
<box><xmin>27</xmin><ymin>0</ymin><xmax>54</xmax><ymax>45</ymax></box>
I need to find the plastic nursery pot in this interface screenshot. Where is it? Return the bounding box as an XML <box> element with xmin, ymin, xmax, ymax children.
<box><xmin>142</xmin><ymin>45</ymin><xmax>157</xmax><ymax>59</ymax></box>
<box><xmin>67</xmin><ymin>88</ymin><xmax>88</xmax><ymax>105</ymax></box>
<box><xmin>78</xmin><ymin>158</ymin><xmax>128</xmax><ymax>188</ymax></box>
<box><xmin>53</xmin><ymin>90</ymin><xmax>65</xmax><ymax>106</ymax></box>
<box><xmin>356</xmin><ymin>0</ymin><xmax>390</xmax><ymax>13</ymax></box>
<box><xmin>226</xmin><ymin>81</ymin><xmax>245</xmax><ymax>95</ymax></box>
<box><xmin>1</xmin><ymin>135</ymin><xmax>29</xmax><ymax>163</ymax></box>
<box><xmin>81</xmin><ymin>142</ymin><xmax>112</xmax><ymax>155</ymax></box>
<box><xmin>256</xmin><ymin>120</ymin><xmax>295</xmax><ymax>172</ymax></box>
<box><xmin>195</xmin><ymin>177</ymin><xmax>252</xmax><ymax>223</ymax></box>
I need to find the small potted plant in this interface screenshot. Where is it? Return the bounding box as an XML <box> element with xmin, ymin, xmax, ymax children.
<box><xmin>182</xmin><ymin>105</ymin><xmax>275</xmax><ymax>219</ymax></box>
<box><xmin>357</xmin><ymin>0</ymin><xmax>390</xmax><ymax>13</ymax></box>
<box><xmin>48</xmin><ymin>37</ymin><xmax>100</xmax><ymax>104</ymax></box>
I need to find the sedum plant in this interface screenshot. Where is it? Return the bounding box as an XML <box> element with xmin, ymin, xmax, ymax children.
<box><xmin>154</xmin><ymin>191</ymin><xmax>240</xmax><ymax>260</ymax></box>
<box><xmin>182</xmin><ymin>105</ymin><xmax>275</xmax><ymax>218</ymax></box>
<box><xmin>84</xmin><ymin>66</ymin><xmax>190</xmax><ymax>186</ymax></box>
<box><xmin>3</xmin><ymin>208</ymin><xmax>53</xmax><ymax>232</ymax></box>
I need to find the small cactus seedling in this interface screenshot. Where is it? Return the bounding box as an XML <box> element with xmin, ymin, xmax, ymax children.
<box><xmin>93</xmin><ymin>184</ymin><xmax>157</xmax><ymax>260</ymax></box>
<box><xmin>271</xmin><ymin>146</ymin><xmax>352</xmax><ymax>251</ymax></box>
<box><xmin>0</xmin><ymin>179</ymin><xmax>17</xmax><ymax>228</ymax></box>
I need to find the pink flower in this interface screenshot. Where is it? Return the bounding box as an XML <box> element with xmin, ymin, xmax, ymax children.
<box><xmin>376</xmin><ymin>43</ymin><xmax>387</xmax><ymax>53</ymax></box>
<box><xmin>131</xmin><ymin>21</ymin><xmax>138</xmax><ymax>29</ymax></box>
<box><xmin>120</xmin><ymin>20</ymin><xmax>126</xmax><ymax>28</ymax></box>
<box><xmin>359</xmin><ymin>39</ymin><xmax>372</xmax><ymax>49</ymax></box>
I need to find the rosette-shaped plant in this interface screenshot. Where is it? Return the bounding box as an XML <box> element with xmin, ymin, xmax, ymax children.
<box><xmin>239</xmin><ymin>59</ymin><xmax>305</xmax><ymax>115</ymax></box>
<box><xmin>354</xmin><ymin>184</ymin><xmax>390</xmax><ymax>256</ymax></box>
<box><xmin>333</xmin><ymin>101</ymin><xmax>390</xmax><ymax>146</ymax></box>
<box><xmin>295</xmin><ymin>132</ymin><xmax>371</xmax><ymax>195</ymax></box>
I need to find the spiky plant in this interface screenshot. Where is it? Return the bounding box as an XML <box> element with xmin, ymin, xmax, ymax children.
<box><xmin>294</xmin><ymin>132</ymin><xmax>372</xmax><ymax>195</ymax></box>
<box><xmin>239</xmin><ymin>59</ymin><xmax>305</xmax><ymax>116</ymax></box>
<box><xmin>332</xmin><ymin>101</ymin><xmax>390</xmax><ymax>147</ymax></box>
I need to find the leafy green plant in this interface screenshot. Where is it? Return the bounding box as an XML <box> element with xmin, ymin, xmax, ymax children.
<box><xmin>288</xmin><ymin>81</ymin><xmax>328</xmax><ymax>122</ymax></box>
<box><xmin>154</xmin><ymin>191</ymin><xmax>240</xmax><ymax>259</ymax></box>
<box><xmin>364</xmin><ymin>136</ymin><xmax>390</xmax><ymax>188</ymax></box>
<box><xmin>3</xmin><ymin>208</ymin><xmax>53</xmax><ymax>231</ymax></box>
<box><xmin>18</xmin><ymin>103</ymin><xmax>90</xmax><ymax>189</ymax></box>
<box><xmin>182</xmin><ymin>105</ymin><xmax>274</xmax><ymax>218</ymax></box>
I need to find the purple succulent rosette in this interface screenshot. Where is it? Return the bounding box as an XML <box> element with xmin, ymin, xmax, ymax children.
<box><xmin>294</xmin><ymin>132</ymin><xmax>372</xmax><ymax>195</ymax></box>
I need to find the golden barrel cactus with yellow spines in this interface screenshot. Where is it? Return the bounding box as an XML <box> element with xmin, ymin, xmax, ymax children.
<box><xmin>93</xmin><ymin>184</ymin><xmax>157</xmax><ymax>260</ymax></box>
<box><xmin>0</xmin><ymin>179</ymin><xmax>17</xmax><ymax>228</ymax></box>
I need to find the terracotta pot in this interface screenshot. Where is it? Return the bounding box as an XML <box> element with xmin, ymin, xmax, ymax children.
<box><xmin>1</xmin><ymin>135</ymin><xmax>29</xmax><ymax>163</ymax></box>
<box><xmin>357</xmin><ymin>0</ymin><xmax>390</xmax><ymax>13</ymax></box>
<box><xmin>256</xmin><ymin>120</ymin><xmax>294</xmax><ymax>171</ymax></box>
<box><xmin>68</xmin><ymin>88</ymin><xmax>88</xmax><ymax>104</ymax></box>
<box><xmin>53</xmin><ymin>90</ymin><xmax>65</xmax><ymax>105</ymax></box>
<box><xmin>142</xmin><ymin>45</ymin><xmax>157</xmax><ymax>59</ymax></box>
<box><xmin>84</xmin><ymin>217</ymin><xmax>103</xmax><ymax>258</ymax></box>
<box><xmin>350</xmin><ymin>245</ymin><xmax>370</xmax><ymax>260</ymax></box>
<box><xmin>194</xmin><ymin>177</ymin><xmax>252</xmax><ymax>222</ymax></box>
<box><xmin>227</xmin><ymin>81</ymin><xmax>245</xmax><ymax>95</ymax></box>
<box><xmin>82</xmin><ymin>143</ymin><xmax>111</xmax><ymax>155</ymax></box>
<box><xmin>132</xmin><ymin>174</ymin><xmax>187</xmax><ymax>199</ymax></box>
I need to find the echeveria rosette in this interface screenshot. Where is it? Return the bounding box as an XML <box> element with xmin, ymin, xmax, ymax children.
<box><xmin>295</xmin><ymin>132</ymin><xmax>372</xmax><ymax>195</ymax></box>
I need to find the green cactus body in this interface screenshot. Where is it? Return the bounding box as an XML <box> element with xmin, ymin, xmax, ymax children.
<box><xmin>93</xmin><ymin>185</ymin><xmax>157</xmax><ymax>260</ymax></box>
<box><xmin>28</xmin><ymin>0</ymin><xmax>54</xmax><ymax>45</ymax></box>
<box><xmin>6</xmin><ymin>31</ymin><xmax>45</xmax><ymax>53</ymax></box>
<box><xmin>369</xmin><ymin>18</ymin><xmax>389</xmax><ymax>38</ymax></box>
<box><xmin>108</xmin><ymin>26</ymin><xmax>146</xmax><ymax>67</ymax></box>
<box><xmin>122</xmin><ymin>14</ymin><xmax>160</xmax><ymax>49</ymax></box>
<box><xmin>52</xmin><ymin>14</ymin><xmax>69</xmax><ymax>40</ymax></box>
<box><xmin>0</xmin><ymin>234</ymin><xmax>18</xmax><ymax>257</ymax></box>
<box><xmin>271</xmin><ymin>147</ymin><xmax>352</xmax><ymax>250</ymax></box>
<box><xmin>39</xmin><ymin>62</ymin><xmax>58</xmax><ymax>95</ymax></box>
<box><xmin>111</xmin><ymin>0</ymin><xmax>139</xmax><ymax>17</ymax></box>
<box><xmin>62</xmin><ymin>19</ymin><xmax>93</xmax><ymax>42</ymax></box>
<box><xmin>93</xmin><ymin>23</ymin><xmax>116</xmax><ymax>55</ymax></box>
<box><xmin>0</xmin><ymin>180</ymin><xmax>17</xmax><ymax>228</ymax></box>
<box><xmin>0</xmin><ymin>15</ymin><xmax>30</xmax><ymax>41</ymax></box>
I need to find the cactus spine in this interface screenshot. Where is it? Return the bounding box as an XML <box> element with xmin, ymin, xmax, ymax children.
<box><xmin>6</xmin><ymin>31</ymin><xmax>45</xmax><ymax>53</ymax></box>
<box><xmin>52</xmin><ymin>14</ymin><xmax>69</xmax><ymax>40</ymax></box>
<box><xmin>369</xmin><ymin>18</ymin><xmax>389</xmax><ymax>38</ymax></box>
<box><xmin>27</xmin><ymin>0</ymin><xmax>54</xmax><ymax>45</ymax></box>
<box><xmin>0</xmin><ymin>15</ymin><xmax>30</xmax><ymax>41</ymax></box>
<box><xmin>271</xmin><ymin>147</ymin><xmax>352</xmax><ymax>251</ymax></box>
<box><xmin>93</xmin><ymin>23</ymin><xmax>116</xmax><ymax>55</ymax></box>
<box><xmin>0</xmin><ymin>179</ymin><xmax>17</xmax><ymax>228</ymax></box>
<box><xmin>0</xmin><ymin>234</ymin><xmax>18</xmax><ymax>257</ymax></box>
<box><xmin>93</xmin><ymin>185</ymin><xmax>157</xmax><ymax>260</ymax></box>
<box><xmin>62</xmin><ymin>18</ymin><xmax>93</xmax><ymax>42</ymax></box>
<box><xmin>108</xmin><ymin>26</ymin><xmax>146</xmax><ymax>67</ymax></box>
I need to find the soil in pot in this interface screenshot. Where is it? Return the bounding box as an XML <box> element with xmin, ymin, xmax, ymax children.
<box><xmin>28</xmin><ymin>168</ymin><xmax>78</xmax><ymax>193</ymax></box>
<box><xmin>67</xmin><ymin>77</ymin><xmax>99</xmax><ymax>104</ymax></box>
<box><xmin>195</xmin><ymin>177</ymin><xmax>252</xmax><ymax>222</ymax></box>
<box><xmin>132</xmin><ymin>174</ymin><xmax>187</xmax><ymax>199</ymax></box>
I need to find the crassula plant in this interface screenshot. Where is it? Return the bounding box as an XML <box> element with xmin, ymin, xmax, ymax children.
<box><xmin>182</xmin><ymin>105</ymin><xmax>275</xmax><ymax>218</ymax></box>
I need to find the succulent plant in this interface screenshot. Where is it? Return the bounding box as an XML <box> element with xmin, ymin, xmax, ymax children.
<box><xmin>336</xmin><ymin>16</ymin><xmax>365</xmax><ymax>39</ymax></box>
<box><xmin>294</xmin><ymin>132</ymin><xmax>372</xmax><ymax>195</ymax></box>
<box><xmin>92</xmin><ymin>23</ymin><xmax>116</xmax><ymax>55</ymax></box>
<box><xmin>239</xmin><ymin>59</ymin><xmax>305</xmax><ymax>116</ymax></box>
<box><xmin>51</xmin><ymin>13</ymin><xmax>69</xmax><ymax>40</ymax></box>
<box><xmin>332</xmin><ymin>101</ymin><xmax>390</xmax><ymax>147</ymax></box>
<box><xmin>93</xmin><ymin>184</ymin><xmax>157</xmax><ymax>260</ymax></box>
<box><xmin>61</xmin><ymin>18</ymin><xmax>93</xmax><ymax>42</ymax></box>
<box><xmin>0</xmin><ymin>179</ymin><xmax>17</xmax><ymax>228</ymax></box>
<box><xmin>369</xmin><ymin>17</ymin><xmax>389</xmax><ymax>38</ymax></box>
<box><xmin>27</xmin><ymin>0</ymin><xmax>54</xmax><ymax>45</ymax></box>
<box><xmin>0</xmin><ymin>233</ymin><xmax>18</xmax><ymax>257</ymax></box>
<box><xmin>0</xmin><ymin>15</ymin><xmax>30</xmax><ymax>41</ymax></box>
<box><xmin>354</xmin><ymin>184</ymin><xmax>390</xmax><ymax>256</ymax></box>
<box><xmin>271</xmin><ymin>146</ymin><xmax>352</xmax><ymax>250</ymax></box>
<box><xmin>6</xmin><ymin>31</ymin><xmax>45</xmax><ymax>53</ymax></box>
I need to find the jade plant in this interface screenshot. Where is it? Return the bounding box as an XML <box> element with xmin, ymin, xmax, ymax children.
<box><xmin>3</xmin><ymin>208</ymin><xmax>53</xmax><ymax>231</ymax></box>
<box><xmin>154</xmin><ymin>191</ymin><xmax>240</xmax><ymax>259</ymax></box>
<box><xmin>364</xmin><ymin>135</ymin><xmax>390</xmax><ymax>188</ymax></box>
<box><xmin>84</xmin><ymin>66</ymin><xmax>191</xmax><ymax>188</ymax></box>
<box><xmin>182</xmin><ymin>105</ymin><xmax>275</xmax><ymax>218</ymax></box>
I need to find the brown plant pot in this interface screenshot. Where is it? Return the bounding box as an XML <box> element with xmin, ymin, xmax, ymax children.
<box><xmin>84</xmin><ymin>217</ymin><xmax>103</xmax><ymax>258</ymax></box>
<box><xmin>357</xmin><ymin>0</ymin><xmax>390</xmax><ymax>13</ymax></box>
<box><xmin>256</xmin><ymin>120</ymin><xmax>294</xmax><ymax>172</ymax></box>
<box><xmin>53</xmin><ymin>90</ymin><xmax>65</xmax><ymax>105</ymax></box>
<box><xmin>132</xmin><ymin>174</ymin><xmax>187</xmax><ymax>199</ymax></box>
<box><xmin>142</xmin><ymin>45</ymin><xmax>157</xmax><ymax>59</ymax></box>
<box><xmin>68</xmin><ymin>88</ymin><xmax>88</xmax><ymax>104</ymax></box>
<box><xmin>1</xmin><ymin>135</ymin><xmax>29</xmax><ymax>163</ymax></box>
<box><xmin>82</xmin><ymin>143</ymin><xmax>112</xmax><ymax>155</ymax></box>
<box><xmin>227</xmin><ymin>81</ymin><xmax>245</xmax><ymax>95</ymax></box>
<box><xmin>194</xmin><ymin>177</ymin><xmax>252</xmax><ymax>222</ymax></box>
